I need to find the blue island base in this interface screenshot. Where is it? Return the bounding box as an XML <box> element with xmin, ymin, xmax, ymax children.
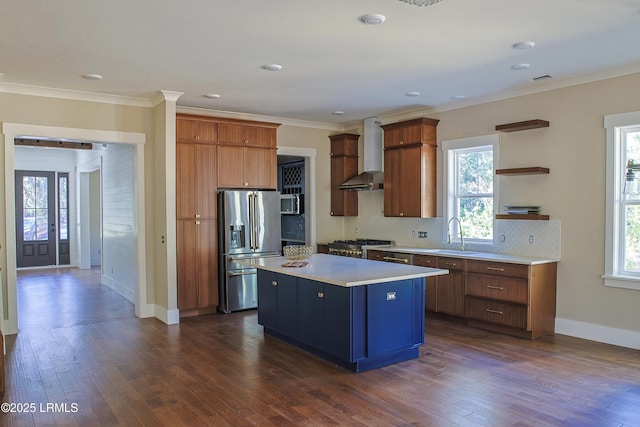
<box><xmin>264</xmin><ymin>328</ymin><xmax>421</xmax><ymax>373</ymax></box>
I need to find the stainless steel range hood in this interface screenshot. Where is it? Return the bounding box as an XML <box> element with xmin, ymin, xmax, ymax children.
<box><xmin>339</xmin><ymin>117</ymin><xmax>384</xmax><ymax>191</ymax></box>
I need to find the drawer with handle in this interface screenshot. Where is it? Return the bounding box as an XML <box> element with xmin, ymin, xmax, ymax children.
<box><xmin>465</xmin><ymin>296</ymin><xmax>527</xmax><ymax>329</ymax></box>
<box><xmin>466</xmin><ymin>259</ymin><xmax>529</xmax><ymax>278</ymax></box>
<box><xmin>466</xmin><ymin>273</ymin><xmax>528</xmax><ymax>304</ymax></box>
<box><xmin>413</xmin><ymin>254</ymin><xmax>437</xmax><ymax>268</ymax></box>
<box><xmin>437</xmin><ymin>256</ymin><xmax>465</xmax><ymax>271</ymax></box>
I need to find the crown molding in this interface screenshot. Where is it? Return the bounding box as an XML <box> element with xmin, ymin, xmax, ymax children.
<box><xmin>176</xmin><ymin>106</ymin><xmax>344</xmax><ymax>131</ymax></box>
<box><xmin>151</xmin><ymin>90</ymin><xmax>184</xmax><ymax>106</ymax></box>
<box><xmin>0</xmin><ymin>82</ymin><xmax>153</xmax><ymax>108</ymax></box>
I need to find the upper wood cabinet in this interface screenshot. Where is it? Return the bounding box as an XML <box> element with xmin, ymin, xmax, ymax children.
<box><xmin>218</xmin><ymin>122</ymin><xmax>277</xmax><ymax>148</ymax></box>
<box><xmin>382</xmin><ymin>118</ymin><xmax>439</xmax><ymax>218</ymax></box>
<box><xmin>176</xmin><ymin>115</ymin><xmax>218</xmax><ymax>143</ymax></box>
<box><xmin>218</xmin><ymin>145</ymin><xmax>277</xmax><ymax>189</ymax></box>
<box><xmin>382</xmin><ymin>117</ymin><xmax>439</xmax><ymax>149</ymax></box>
<box><xmin>329</xmin><ymin>133</ymin><xmax>359</xmax><ymax>216</ymax></box>
<box><xmin>176</xmin><ymin>142</ymin><xmax>217</xmax><ymax>220</ymax></box>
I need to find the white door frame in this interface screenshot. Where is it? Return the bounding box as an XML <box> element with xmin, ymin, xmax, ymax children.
<box><xmin>78</xmin><ymin>157</ymin><xmax>102</xmax><ymax>270</ymax></box>
<box><xmin>1</xmin><ymin>123</ymin><xmax>149</xmax><ymax>335</ymax></box>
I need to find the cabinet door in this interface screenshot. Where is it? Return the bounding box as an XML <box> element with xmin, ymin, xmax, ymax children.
<box><xmin>177</xmin><ymin>117</ymin><xmax>217</xmax><ymax>142</ymax></box>
<box><xmin>276</xmin><ymin>274</ymin><xmax>298</xmax><ymax>339</ymax></box>
<box><xmin>298</xmin><ymin>279</ymin><xmax>324</xmax><ymax>348</ymax></box>
<box><xmin>217</xmin><ymin>145</ymin><xmax>245</xmax><ymax>188</ymax></box>
<box><xmin>437</xmin><ymin>257</ymin><xmax>465</xmax><ymax>316</ymax></box>
<box><xmin>218</xmin><ymin>123</ymin><xmax>276</xmax><ymax>148</ymax></box>
<box><xmin>257</xmin><ymin>270</ymin><xmax>278</xmax><ymax>330</ymax></box>
<box><xmin>177</xmin><ymin>219</ymin><xmax>198</xmax><ymax>310</ymax></box>
<box><xmin>176</xmin><ymin>143</ymin><xmax>197</xmax><ymax>220</ymax></box>
<box><xmin>330</xmin><ymin>156</ymin><xmax>358</xmax><ymax>216</ymax></box>
<box><xmin>383</xmin><ymin>148</ymin><xmax>403</xmax><ymax>216</ymax></box>
<box><xmin>245</xmin><ymin>147</ymin><xmax>276</xmax><ymax>189</ymax></box>
<box><xmin>196</xmin><ymin>144</ymin><xmax>217</xmax><ymax>218</ymax></box>
<box><xmin>414</xmin><ymin>255</ymin><xmax>438</xmax><ymax>311</ymax></box>
<box><xmin>196</xmin><ymin>220</ymin><xmax>218</xmax><ymax>308</ymax></box>
<box><xmin>322</xmin><ymin>283</ymin><xmax>351</xmax><ymax>360</ymax></box>
<box><xmin>398</xmin><ymin>145</ymin><xmax>423</xmax><ymax>217</ymax></box>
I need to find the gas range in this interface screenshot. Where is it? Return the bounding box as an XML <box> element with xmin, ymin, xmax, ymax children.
<box><xmin>328</xmin><ymin>239</ymin><xmax>394</xmax><ymax>258</ymax></box>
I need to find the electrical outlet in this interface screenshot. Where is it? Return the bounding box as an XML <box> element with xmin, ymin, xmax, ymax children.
<box><xmin>418</xmin><ymin>231</ymin><xmax>428</xmax><ymax>239</ymax></box>
<box><xmin>529</xmin><ymin>235</ymin><xmax>534</xmax><ymax>244</ymax></box>
<box><xmin>500</xmin><ymin>235</ymin><xmax>506</xmax><ymax>243</ymax></box>
<box><xmin>355</xmin><ymin>226</ymin><xmax>359</xmax><ymax>234</ymax></box>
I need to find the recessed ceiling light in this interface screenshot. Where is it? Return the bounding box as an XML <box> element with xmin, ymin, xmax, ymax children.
<box><xmin>262</xmin><ymin>64</ymin><xmax>282</xmax><ymax>71</ymax></box>
<box><xmin>512</xmin><ymin>41</ymin><xmax>536</xmax><ymax>50</ymax></box>
<box><xmin>204</xmin><ymin>93</ymin><xmax>221</xmax><ymax>99</ymax></box>
<box><xmin>360</xmin><ymin>14</ymin><xmax>386</xmax><ymax>25</ymax></box>
<box><xmin>451</xmin><ymin>95</ymin><xmax>466</xmax><ymax>100</ymax></box>
<box><xmin>511</xmin><ymin>63</ymin><xmax>530</xmax><ymax>71</ymax></box>
<box><xmin>82</xmin><ymin>73</ymin><xmax>103</xmax><ymax>80</ymax></box>
<box><xmin>405</xmin><ymin>91</ymin><xmax>420</xmax><ymax>97</ymax></box>
<box><xmin>332</xmin><ymin>111</ymin><xmax>345</xmax><ymax>116</ymax></box>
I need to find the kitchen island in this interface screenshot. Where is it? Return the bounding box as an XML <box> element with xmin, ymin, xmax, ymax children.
<box><xmin>239</xmin><ymin>254</ymin><xmax>448</xmax><ymax>372</ymax></box>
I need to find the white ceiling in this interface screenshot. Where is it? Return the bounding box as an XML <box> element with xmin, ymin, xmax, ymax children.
<box><xmin>1</xmin><ymin>0</ymin><xmax>640</xmax><ymax>124</ymax></box>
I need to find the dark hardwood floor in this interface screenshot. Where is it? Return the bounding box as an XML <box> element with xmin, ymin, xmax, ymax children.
<box><xmin>3</xmin><ymin>268</ymin><xmax>639</xmax><ymax>426</ymax></box>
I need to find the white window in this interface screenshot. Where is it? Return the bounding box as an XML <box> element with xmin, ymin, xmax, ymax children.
<box><xmin>442</xmin><ymin>134</ymin><xmax>498</xmax><ymax>245</ymax></box>
<box><xmin>604</xmin><ymin>111</ymin><xmax>640</xmax><ymax>290</ymax></box>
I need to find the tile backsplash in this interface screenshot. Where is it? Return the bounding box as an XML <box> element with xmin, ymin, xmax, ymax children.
<box><xmin>344</xmin><ymin>192</ymin><xmax>561</xmax><ymax>259</ymax></box>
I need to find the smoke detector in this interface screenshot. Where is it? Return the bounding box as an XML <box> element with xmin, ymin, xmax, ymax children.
<box><xmin>360</xmin><ymin>14</ymin><xmax>386</xmax><ymax>25</ymax></box>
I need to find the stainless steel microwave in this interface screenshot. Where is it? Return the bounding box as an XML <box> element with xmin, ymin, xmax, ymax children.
<box><xmin>280</xmin><ymin>194</ymin><xmax>302</xmax><ymax>215</ymax></box>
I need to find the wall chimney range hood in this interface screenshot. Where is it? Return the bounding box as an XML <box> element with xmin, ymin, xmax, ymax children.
<box><xmin>339</xmin><ymin>117</ymin><xmax>384</xmax><ymax>191</ymax></box>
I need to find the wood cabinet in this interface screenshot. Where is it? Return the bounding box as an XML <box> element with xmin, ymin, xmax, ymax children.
<box><xmin>413</xmin><ymin>254</ymin><xmax>438</xmax><ymax>312</ymax></box>
<box><xmin>436</xmin><ymin>257</ymin><xmax>466</xmax><ymax>316</ymax></box>
<box><xmin>382</xmin><ymin>118</ymin><xmax>439</xmax><ymax>218</ymax></box>
<box><xmin>465</xmin><ymin>259</ymin><xmax>557</xmax><ymax>339</ymax></box>
<box><xmin>176</xmin><ymin>219</ymin><xmax>218</xmax><ymax>312</ymax></box>
<box><xmin>176</xmin><ymin>115</ymin><xmax>218</xmax><ymax>143</ymax></box>
<box><xmin>176</xmin><ymin>117</ymin><xmax>219</xmax><ymax>315</ymax></box>
<box><xmin>217</xmin><ymin>145</ymin><xmax>276</xmax><ymax>189</ymax></box>
<box><xmin>218</xmin><ymin>122</ymin><xmax>277</xmax><ymax>148</ymax></box>
<box><xmin>329</xmin><ymin>133</ymin><xmax>359</xmax><ymax>216</ymax></box>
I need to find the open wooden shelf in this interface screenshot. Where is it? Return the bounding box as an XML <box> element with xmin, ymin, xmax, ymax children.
<box><xmin>496</xmin><ymin>167</ymin><xmax>549</xmax><ymax>176</ymax></box>
<box><xmin>496</xmin><ymin>214</ymin><xmax>549</xmax><ymax>221</ymax></box>
<box><xmin>495</xmin><ymin>120</ymin><xmax>549</xmax><ymax>132</ymax></box>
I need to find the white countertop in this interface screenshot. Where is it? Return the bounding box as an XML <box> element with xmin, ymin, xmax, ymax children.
<box><xmin>238</xmin><ymin>253</ymin><xmax>449</xmax><ymax>287</ymax></box>
<box><xmin>379</xmin><ymin>247</ymin><xmax>559</xmax><ymax>265</ymax></box>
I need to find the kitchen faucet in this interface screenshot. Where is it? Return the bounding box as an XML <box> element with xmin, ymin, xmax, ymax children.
<box><xmin>447</xmin><ymin>217</ymin><xmax>465</xmax><ymax>251</ymax></box>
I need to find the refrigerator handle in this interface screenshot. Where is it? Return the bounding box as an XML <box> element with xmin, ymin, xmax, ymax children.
<box><xmin>249</xmin><ymin>194</ymin><xmax>256</xmax><ymax>250</ymax></box>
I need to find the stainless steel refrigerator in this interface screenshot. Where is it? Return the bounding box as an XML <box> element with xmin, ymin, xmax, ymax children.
<box><xmin>218</xmin><ymin>190</ymin><xmax>281</xmax><ymax>313</ymax></box>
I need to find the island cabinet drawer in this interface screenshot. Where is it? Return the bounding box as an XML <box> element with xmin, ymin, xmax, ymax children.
<box><xmin>466</xmin><ymin>274</ymin><xmax>528</xmax><ymax>304</ymax></box>
<box><xmin>437</xmin><ymin>257</ymin><xmax>465</xmax><ymax>271</ymax></box>
<box><xmin>413</xmin><ymin>254</ymin><xmax>437</xmax><ymax>267</ymax></box>
<box><xmin>466</xmin><ymin>260</ymin><xmax>529</xmax><ymax>278</ymax></box>
<box><xmin>465</xmin><ymin>296</ymin><xmax>527</xmax><ymax>329</ymax></box>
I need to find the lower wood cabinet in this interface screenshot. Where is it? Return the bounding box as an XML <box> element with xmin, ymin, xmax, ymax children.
<box><xmin>368</xmin><ymin>250</ymin><xmax>558</xmax><ymax>339</ymax></box>
<box><xmin>177</xmin><ymin>219</ymin><xmax>218</xmax><ymax>315</ymax></box>
<box><xmin>465</xmin><ymin>259</ymin><xmax>557</xmax><ymax>339</ymax></box>
<box><xmin>436</xmin><ymin>257</ymin><xmax>466</xmax><ymax>316</ymax></box>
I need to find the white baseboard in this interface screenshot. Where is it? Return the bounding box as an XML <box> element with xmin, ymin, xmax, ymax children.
<box><xmin>101</xmin><ymin>274</ymin><xmax>135</xmax><ymax>303</ymax></box>
<box><xmin>153</xmin><ymin>305</ymin><xmax>180</xmax><ymax>325</ymax></box>
<box><xmin>555</xmin><ymin>317</ymin><xmax>640</xmax><ymax>350</ymax></box>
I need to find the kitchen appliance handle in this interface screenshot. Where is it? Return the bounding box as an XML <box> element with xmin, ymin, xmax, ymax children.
<box><xmin>228</xmin><ymin>270</ymin><xmax>257</xmax><ymax>277</ymax></box>
<box><xmin>249</xmin><ymin>194</ymin><xmax>256</xmax><ymax>250</ymax></box>
<box><xmin>383</xmin><ymin>256</ymin><xmax>410</xmax><ymax>264</ymax></box>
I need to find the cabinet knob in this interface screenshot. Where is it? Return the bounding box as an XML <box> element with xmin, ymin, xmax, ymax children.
<box><xmin>400</xmin><ymin>212</ymin><xmax>404</xmax><ymax>217</ymax></box>
<box><xmin>194</xmin><ymin>135</ymin><xmax>199</xmax><ymax>140</ymax></box>
<box><xmin>400</xmin><ymin>140</ymin><xmax>404</xmax><ymax>145</ymax></box>
<box><xmin>244</xmin><ymin>182</ymin><xmax>249</xmax><ymax>186</ymax></box>
<box><xmin>195</xmin><ymin>220</ymin><xmax>200</xmax><ymax>225</ymax></box>
<box><xmin>195</xmin><ymin>214</ymin><xmax>200</xmax><ymax>218</ymax></box>
<box><xmin>244</xmin><ymin>140</ymin><xmax>249</xmax><ymax>144</ymax></box>
<box><xmin>330</xmin><ymin>212</ymin><xmax>334</xmax><ymax>216</ymax></box>
<box><xmin>317</xmin><ymin>292</ymin><xmax>324</xmax><ymax>298</ymax></box>
<box><xmin>271</xmin><ymin>281</ymin><xmax>277</xmax><ymax>286</ymax></box>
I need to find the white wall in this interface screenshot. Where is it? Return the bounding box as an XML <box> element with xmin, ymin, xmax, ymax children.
<box><xmin>89</xmin><ymin>170</ymin><xmax>101</xmax><ymax>266</ymax></box>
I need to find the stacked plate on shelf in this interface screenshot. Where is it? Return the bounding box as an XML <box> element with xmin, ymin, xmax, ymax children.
<box><xmin>504</xmin><ymin>206</ymin><xmax>541</xmax><ymax>215</ymax></box>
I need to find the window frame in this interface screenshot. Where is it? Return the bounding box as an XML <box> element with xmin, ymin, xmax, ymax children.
<box><xmin>442</xmin><ymin>134</ymin><xmax>499</xmax><ymax>246</ymax></box>
<box><xmin>603</xmin><ymin>111</ymin><xmax>640</xmax><ymax>291</ymax></box>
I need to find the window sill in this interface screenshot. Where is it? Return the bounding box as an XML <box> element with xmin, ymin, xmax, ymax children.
<box><xmin>602</xmin><ymin>274</ymin><xmax>640</xmax><ymax>291</ymax></box>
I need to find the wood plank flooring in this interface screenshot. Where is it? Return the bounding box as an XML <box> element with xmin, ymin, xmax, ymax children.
<box><xmin>2</xmin><ymin>267</ymin><xmax>639</xmax><ymax>426</ymax></box>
